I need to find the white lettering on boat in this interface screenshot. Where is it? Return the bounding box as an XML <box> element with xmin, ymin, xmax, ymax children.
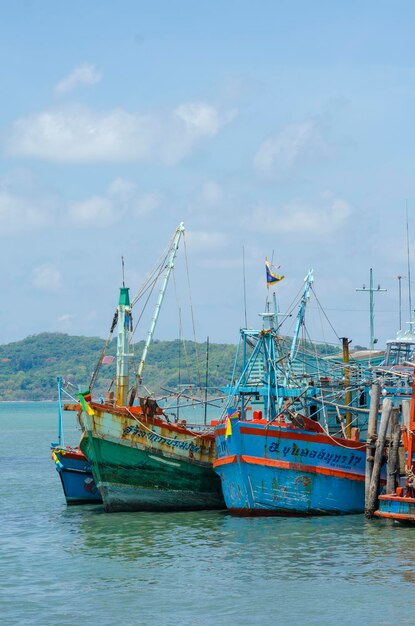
<box><xmin>122</xmin><ymin>424</ymin><xmax>201</xmax><ymax>453</ymax></box>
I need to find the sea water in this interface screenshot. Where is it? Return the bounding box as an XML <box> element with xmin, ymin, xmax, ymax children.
<box><xmin>1</xmin><ymin>402</ymin><xmax>415</xmax><ymax>626</ymax></box>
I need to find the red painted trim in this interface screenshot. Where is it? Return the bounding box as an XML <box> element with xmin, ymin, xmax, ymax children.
<box><xmin>374</xmin><ymin>511</ymin><xmax>415</xmax><ymax>521</ymax></box>
<box><xmin>54</xmin><ymin>449</ymin><xmax>87</xmax><ymax>461</ymax></box>
<box><xmin>378</xmin><ymin>495</ymin><xmax>415</xmax><ymax>503</ymax></box>
<box><xmin>241</xmin><ymin>455</ymin><xmax>364</xmax><ymax>481</ymax></box>
<box><xmin>216</xmin><ymin>423</ymin><xmax>365</xmax><ymax>449</ymax></box>
<box><xmin>238</xmin><ymin>426</ymin><xmax>365</xmax><ymax>449</ymax></box>
<box><xmin>213</xmin><ymin>455</ymin><xmax>237</xmax><ymax>468</ymax></box>
<box><xmin>214</xmin><ymin>453</ymin><xmax>364</xmax><ymax>481</ymax></box>
<box><xmin>240</xmin><ymin>455</ymin><xmax>364</xmax><ymax>481</ymax></box>
<box><xmin>93</xmin><ymin>403</ymin><xmax>215</xmax><ymax>441</ymax></box>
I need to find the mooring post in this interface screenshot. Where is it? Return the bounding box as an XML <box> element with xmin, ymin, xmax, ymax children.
<box><xmin>365</xmin><ymin>381</ymin><xmax>380</xmax><ymax>509</ymax></box>
<box><xmin>386</xmin><ymin>407</ymin><xmax>401</xmax><ymax>494</ymax></box>
<box><xmin>365</xmin><ymin>396</ymin><xmax>392</xmax><ymax>518</ymax></box>
<box><xmin>400</xmin><ymin>400</ymin><xmax>411</xmax><ymax>475</ymax></box>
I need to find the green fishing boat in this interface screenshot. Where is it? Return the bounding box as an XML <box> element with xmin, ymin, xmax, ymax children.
<box><xmin>76</xmin><ymin>223</ymin><xmax>224</xmax><ymax>512</ymax></box>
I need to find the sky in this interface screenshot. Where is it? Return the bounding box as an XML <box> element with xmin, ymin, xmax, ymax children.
<box><xmin>1</xmin><ymin>0</ymin><xmax>415</xmax><ymax>349</ymax></box>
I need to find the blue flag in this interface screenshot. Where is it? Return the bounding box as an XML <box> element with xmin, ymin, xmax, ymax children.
<box><xmin>266</xmin><ymin>260</ymin><xmax>284</xmax><ymax>286</ymax></box>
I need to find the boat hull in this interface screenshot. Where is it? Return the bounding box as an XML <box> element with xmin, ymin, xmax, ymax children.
<box><xmin>52</xmin><ymin>447</ymin><xmax>102</xmax><ymax>505</ymax></box>
<box><xmin>80</xmin><ymin>404</ymin><xmax>225</xmax><ymax>512</ymax></box>
<box><xmin>214</xmin><ymin>420</ymin><xmax>366</xmax><ymax>515</ymax></box>
<box><xmin>375</xmin><ymin>495</ymin><xmax>415</xmax><ymax>523</ymax></box>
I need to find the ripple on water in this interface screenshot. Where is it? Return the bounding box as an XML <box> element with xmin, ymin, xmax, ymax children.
<box><xmin>2</xmin><ymin>404</ymin><xmax>415</xmax><ymax>625</ymax></box>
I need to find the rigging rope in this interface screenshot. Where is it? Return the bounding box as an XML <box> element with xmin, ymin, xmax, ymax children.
<box><xmin>310</xmin><ymin>285</ymin><xmax>340</xmax><ymax>341</ymax></box>
<box><xmin>183</xmin><ymin>233</ymin><xmax>201</xmax><ymax>387</ymax></box>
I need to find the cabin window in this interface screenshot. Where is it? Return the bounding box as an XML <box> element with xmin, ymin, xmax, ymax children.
<box><xmin>309</xmin><ymin>404</ymin><xmax>318</xmax><ymax>421</ymax></box>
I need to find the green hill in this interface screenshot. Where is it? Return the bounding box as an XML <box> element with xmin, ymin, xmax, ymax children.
<box><xmin>0</xmin><ymin>333</ymin><xmax>237</xmax><ymax>400</ymax></box>
<box><xmin>0</xmin><ymin>332</ymin><xmax>341</xmax><ymax>401</ymax></box>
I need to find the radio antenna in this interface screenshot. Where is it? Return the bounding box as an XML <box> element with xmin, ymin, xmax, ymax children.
<box><xmin>407</xmin><ymin>202</ymin><xmax>413</xmax><ymax>326</ymax></box>
<box><xmin>242</xmin><ymin>246</ymin><xmax>248</xmax><ymax>327</ymax></box>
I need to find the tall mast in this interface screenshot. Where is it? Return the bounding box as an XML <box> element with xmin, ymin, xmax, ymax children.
<box><xmin>115</xmin><ymin>285</ymin><xmax>131</xmax><ymax>406</ymax></box>
<box><xmin>136</xmin><ymin>222</ymin><xmax>185</xmax><ymax>381</ymax></box>
<box><xmin>398</xmin><ymin>275</ymin><xmax>402</xmax><ymax>331</ymax></box>
<box><xmin>341</xmin><ymin>337</ymin><xmax>352</xmax><ymax>438</ymax></box>
<box><xmin>407</xmin><ymin>202</ymin><xmax>413</xmax><ymax>326</ymax></box>
<box><xmin>204</xmin><ymin>336</ymin><xmax>209</xmax><ymax>426</ymax></box>
<box><xmin>282</xmin><ymin>269</ymin><xmax>314</xmax><ymax>389</ymax></box>
<box><xmin>356</xmin><ymin>268</ymin><xmax>386</xmax><ymax>350</ymax></box>
<box><xmin>57</xmin><ymin>375</ymin><xmax>64</xmax><ymax>447</ymax></box>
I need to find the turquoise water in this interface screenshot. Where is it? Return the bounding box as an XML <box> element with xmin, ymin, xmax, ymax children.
<box><xmin>1</xmin><ymin>403</ymin><xmax>415</xmax><ymax>626</ymax></box>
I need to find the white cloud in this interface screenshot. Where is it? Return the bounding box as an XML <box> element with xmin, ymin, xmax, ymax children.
<box><xmin>0</xmin><ymin>171</ymin><xmax>57</xmax><ymax>234</ymax></box>
<box><xmin>68</xmin><ymin>178</ymin><xmax>162</xmax><ymax>227</ymax></box>
<box><xmin>57</xmin><ymin>313</ymin><xmax>75</xmax><ymax>324</ymax></box>
<box><xmin>107</xmin><ymin>178</ymin><xmax>163</xmax><ymax>216</ymax></box>
<box><xmin>68</xmin><ymin>196</ymin><xmax>116</xmax><ymax>226</ymax></box>
<box><xmin>254</xmin><ymin>118</ymin><xmax>329</xmax><ymax>177</ymax></box>
<box><xmin>199</xmin><ymin>181</ymin><xmax>223</xmax><ymax>206</ymax></box>
<box><xmin>54</xmin><ymin>63</ymin><xmax>102</xmax><ymax>95</ymax></box>
<box><xmin>5</xmin><ymin>102</ymin><xmax>235</xmax><ymax>165</ymax></box>
<box><xmin>246</xmin><ymin>191</ymin><xmax>352</xmax><ymax>236</ymax></box>
<box><xmin>32</xmin><ymin>263</ymin><xmax>63</xmax><ymax>293</ymax></box>
<box><xmin>174</xmin><ymin>102</ymin><xmax>228</xmax><ymax>137</ymax></box>
<box><xmin>186</xmin><ymin>230</ymin><xmax>229</xmax><ymax>252</ymax></box>
<box><xmin>132</xmin><ymin>192</ymin><xmax>163</xmax><ymax>217</ymax></box>
<box><xmin>6</xmin><ymin>105</ymin><xmax>158</xmax><ymax>163</ymax></box>
<box><xmin>160</xmin><ymin>104</ymin><xmax>236</xmax><ymax>165</ymax></box>
<box><xmin>199</xmin><ymin>257</ymin><xmax>244</xmax><ymax>269</ymax></box>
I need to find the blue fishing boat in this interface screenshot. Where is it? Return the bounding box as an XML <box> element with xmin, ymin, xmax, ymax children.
<box><xmin>214</xmin><ymin>269</ymin><xmax>380</xmax><ymax>515</ymax></box>
<box><xmin>51</xmin><ymin>377</ymin><xmax>102</xmax><ymax>505</ymax></box>
<box><xmin>215</xmin><ymin>416</ymin><xmax>366</xmax><ymax>515</ymax></box>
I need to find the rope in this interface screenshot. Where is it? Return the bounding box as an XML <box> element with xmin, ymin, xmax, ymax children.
<box><xmin>89</xmin><ymin>323</ymin><xmax>116</xmax><ymax>391</ymax></box>
<box><xmin>131</xmin><ymin>262</ymin><xmax>166</xmax><ymax>338</ymax></box>
<box><xmin>172</xmin><ymin>271</ymin><xmax>193</xmax><ymax>393</ymax></box>
<box><xmin>310</xmin><ymin>285</ymin><xmax>340</xmax><ymax>340</ymax></box>
<box><xmin>183</xmin><ymin>233</ymin><xmax>201</xmax><ymax>387</ymax></box>
<box><xmin>124</xmin><ymin>405</ymin><xmax>213</xmax><ymax>441</ymax></box>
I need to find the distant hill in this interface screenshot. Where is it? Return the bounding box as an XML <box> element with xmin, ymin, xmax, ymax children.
<box><xmin>0</xmin><ymin>333</ymin><xmax>237</xmax><ymax>401</ymax></box>
<box><xmin>0</xmin><ymin>332</ymin><xmax>340</xmax><ymax>401</ymax></box>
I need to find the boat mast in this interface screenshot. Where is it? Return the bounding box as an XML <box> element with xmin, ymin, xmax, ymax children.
<box><xmin>356</xmin><ymin>269</ymin><xmax>386</xmax><ymax>350</ymax></box>
<box><xmin>341</xmin><ymin>337</ymin><xmax>352</xmax><ymax>438</ymax></box>
<box><xmin>57</xmin><ymin>375</ymin><xmax>64</xmax><ymax>447</ymax></box>
<box><xmin>136</xmin><ymin>222</ymin><xmax>185</xmax><ymax>382</ymax></box>
<box><xmin>204</xmin><ymin>336</ymin><xmax>209</xmax><ymax>425</ymax></box>
<box><xmin>115</xmin><ymin>285</ymin><xmax>132</xmax><ymax>406</ymax></box>
<box><xmin>282</xmin><ymin>269</ymin><xmax>314</xmax><ymax>389</ymax></box>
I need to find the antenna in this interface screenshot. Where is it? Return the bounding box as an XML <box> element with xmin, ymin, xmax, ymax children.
<box><xmin>121</xmin><ymin>256</ymin><xmax>125</xmax><ymax>288</ymax></box>
<box><xmin>406</xmin><ymin>201</ymin><xmax>412</xmax><ymax>324</ymax></box>
<box><xmin>204</xmin><ymin>336</ymin><xmax>209</xmax><ymax>426</ymax></box>
<box><xmin>398</xmin><ymin>275</ymin><xmax>402</xmax><ymax>331</ymax></box>
<box><xmin>242</xmin><ymin>246</ymin><xmax>248</xmax><ymax>328</ymax></box>
<box><xmin>356</xmin><ymin>268</ymin><xmax>386</xmax><ymax>350</ymax></box>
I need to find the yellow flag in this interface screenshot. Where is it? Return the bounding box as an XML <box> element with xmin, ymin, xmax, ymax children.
<box><xmin>225</xmin><ymin>417</ymin><xmax>232</xmax><ymax>439</ymax></box>
<box><xmin>78</xmin><ymin>393</ymin><xmax>95</xmax><ymax>416</ymax></box>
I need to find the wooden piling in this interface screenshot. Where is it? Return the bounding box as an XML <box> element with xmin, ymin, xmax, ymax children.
<box><xmin>399</xmin><ymin>400</ymin><xmax>411</xmax><ymax>474</ymax></box>
<box><xmin>365</xmin><ymin>382</ymin><xmax>380</xmax><ymax>510</ymax></box>
<box><xmin>365</xmin><ymin>396</ymin><xmax>392</xmax><ymax>519</ymax></box>
<box><xmin>342</xmin><ymin>338</ymin><xmax>352</xmax><ymax>438</ymax></box>
<box><xmin>386</xmin><ymin>407</ymin><xmax>401</xmax><ymax>494</ymax></box>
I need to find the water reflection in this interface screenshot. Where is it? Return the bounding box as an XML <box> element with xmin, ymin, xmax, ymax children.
<box><xmin>63</xmin><ymin>506</ymin><xmax>415</xmax><ymax>588</ymax></box>
<box><xmin>68</xmin><ymin>507</ymin><xmax>228</xmax><ymax>562</ymax></box>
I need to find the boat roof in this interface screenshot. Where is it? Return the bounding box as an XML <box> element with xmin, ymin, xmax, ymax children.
<box><xmin>386</xmin><ymin>329</ymin><xmax>415</xmax><ymax>345</ymax></box>
<box><xmin>323</xmin><ymin>349</ymin><xmax>384</xmax><ymax>362</ymax></box>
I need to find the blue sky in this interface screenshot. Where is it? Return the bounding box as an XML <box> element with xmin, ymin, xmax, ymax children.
<box><xmin>1</xmin><ymin>1</ymin><xmax>415</xmax><ymax>348</ymax></box>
